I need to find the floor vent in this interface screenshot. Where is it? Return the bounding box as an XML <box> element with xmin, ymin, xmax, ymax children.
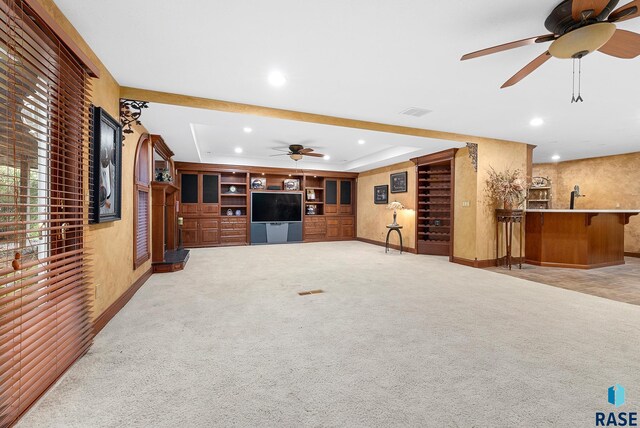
<box><xmin>298</xmin><ymin>289</ymin><xmax>324</xmax><ymax>296</ymax></box>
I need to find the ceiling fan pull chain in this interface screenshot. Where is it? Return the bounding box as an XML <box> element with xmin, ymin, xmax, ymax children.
<box><xmin>571</xmin><ymin>58</ymin><xmax>577</xmax><ymax>103</ymax></box>
<box><xmin>576</xmin><ymin>57</ymin><xmax>584</xmax><ymax>103</ymax></box>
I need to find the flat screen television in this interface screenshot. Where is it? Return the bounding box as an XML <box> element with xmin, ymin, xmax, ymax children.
<box><xmin>251</xmin><ymin>192</ymin><xmax>302</xmax><ymax>223</ymax></box>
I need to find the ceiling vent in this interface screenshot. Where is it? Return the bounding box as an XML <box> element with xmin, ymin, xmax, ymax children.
<box><xmin>400</xmin><ymin>107</ymin><xmax>432</xmax><ymax>118</ymax></box>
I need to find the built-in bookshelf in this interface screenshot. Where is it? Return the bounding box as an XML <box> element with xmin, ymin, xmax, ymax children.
<box><xmin>304</xmin><ymin>176</ymin><xmax>324</xmax><ymax>215</ymax></box>
<box><xmin>527</xmin><ymin>177</ymin><xmax>552</xmax><ymax>210</ymax></box>
<box><xmin>220</xmin><ymin>172</ymin><xmax>248</xmax><ymax>216</ymax></box>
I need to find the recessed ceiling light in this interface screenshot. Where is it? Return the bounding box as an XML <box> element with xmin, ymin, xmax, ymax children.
<box><xmin>551</xmin><ymin>154</ymin><xmax>561</xmax><ymax>161</ymax></box>
<box><xmin>323</xmin><ymin>155</ymin><xmax>330</xmax><ymax>160</ymax></box>
<box><xmin>234</xmin><ymin>147</ymin><xmax>243</xmax><ymax>154</ymax></box>
<box><xmin>243</xmin><ymin>127</ymin><xmax>252</xmax><ymax>133</ymax></box>
<box><xmin>530</xmin><ymin>117</ymin><xmax>544</xmax><ymax>127</ymax></box>
<box><xmin>358</xmin><ymin>139</ymin><xmax>366</xmax><ymax>145</ymax></box>
<box><xmin>268</xmin><ymin>70</ymin><xmax>286</xmax><ymax>87</ymax></box>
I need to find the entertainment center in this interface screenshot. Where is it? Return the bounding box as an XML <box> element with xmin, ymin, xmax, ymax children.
<box><xmin>175</xmin><ymin>162</ymin><xmax>357</xmax><ymax>247</ymax></box>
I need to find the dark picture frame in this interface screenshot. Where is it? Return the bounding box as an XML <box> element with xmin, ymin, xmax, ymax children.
<box><xmin>374</xmin><ymin>185</ymin><xmax>389</xmax><ymax>204</ymax></box>
<box><xmin>390</xmin><ymin>171</ymin><xmax>408</xmax><ymax>193</ymax></box>
<box><xmin>91</xmin><ymin>106</ymin><xmax>122</xmax><ymax>223</ymax></box>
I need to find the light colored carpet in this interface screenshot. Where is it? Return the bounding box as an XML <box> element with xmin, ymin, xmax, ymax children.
<box><xmin>18</xmin><ymin>242</ymin><xmax>640</xmax><ymax>427</ymax></box>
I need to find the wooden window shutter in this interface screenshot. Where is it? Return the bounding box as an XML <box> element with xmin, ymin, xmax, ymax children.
<box><xmin>0</xmin><ymin>0</ymin><xmax>94</xmax><ymax>426</ymax></box>
<box><xmin>133</xmin><ymin>134</ymin><xmax>150</xmax><ymax>268</ymax></box>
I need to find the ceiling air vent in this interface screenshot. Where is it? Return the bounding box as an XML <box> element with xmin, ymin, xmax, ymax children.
<box><xmin>400</xmin><ymin>107</ymin><xmax>431</xmax><ymax>117</ymax></box>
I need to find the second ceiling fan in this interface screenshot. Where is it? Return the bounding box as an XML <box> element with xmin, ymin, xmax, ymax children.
<box><xmin>461</xmin><ymin>0</ymin><xmax>640</xmax><ymax>89</ymax></box>
<box><xmin>271</xmin><ymin>144</ymin><xmax>326</xmax><ymax>162</ymax></box>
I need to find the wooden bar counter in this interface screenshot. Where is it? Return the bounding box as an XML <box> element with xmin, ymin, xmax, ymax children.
<box><xmin>525</xmin><ymin>210</ymin><xmax>640</xmax><ymax>269</ymax></box>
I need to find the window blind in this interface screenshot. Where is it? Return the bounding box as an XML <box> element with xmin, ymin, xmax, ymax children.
<box><xmin>0</xmin><ymin>1</ymin><xmax>93</xmax><ymax>426</ymax></box>
<box><xmin>134</xmin><ymin>135</ymin><xmax>150</xmax><ymax>268</ymax></box>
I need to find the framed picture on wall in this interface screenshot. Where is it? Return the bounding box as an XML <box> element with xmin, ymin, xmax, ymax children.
<box><xmin>374</xmin><ymin>185</ymin><xmax>389</xmax><ymax>204</ymax></box>
<box><xmin>390</xmin><ymin>171</ymin><xmax>408</xmax><ymax>193</ymax></box>
<box><xmin>91</xmin><ymin>106</ymin><xmax>122</xmax><ymax>223</ymax></box>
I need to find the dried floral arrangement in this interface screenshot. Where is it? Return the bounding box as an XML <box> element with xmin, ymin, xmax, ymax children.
<box><xmin>484</xmin><ymin>166</ymin><xmax>529</xmax><ymax>209</ymax></box>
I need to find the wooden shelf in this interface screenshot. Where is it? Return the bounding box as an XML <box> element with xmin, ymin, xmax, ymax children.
<box><xmin>305</xmin><ymin>187</ymin><xmax>324</xmax><ymax>190</ymax></box>
<box><xmin>221</xmin><ymin>193</ymin><xmax>247</xmax><ymax>197</ymax></box>
<box><xmin>221</xmin><ymin>204</ymin><xmax>247</xmax><ymax>208</ymax></box>
<box><xmin>306</xmin><ymin>201</ymin><xmax>324</xmax><ymax>204</ymax></box>
<box><xmin>220</xmin><ymin>182</ymin><xmax>247</xmax><ymax>185</ymax></box>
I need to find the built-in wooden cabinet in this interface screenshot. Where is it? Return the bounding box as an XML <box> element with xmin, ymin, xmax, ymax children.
<box><xmin>325</xmin><ymin>179</ymin><xmax>353</xmax><ymax>215</ymax></box>
<box><xmin>176</xmin><ymin>163</ymin><xmax>356</xmax><ymax>247</ymax></box>
<box><xmin>412</xmin><ymin>149</ymin><xmax>457</xmax><ymax>258</ymax></box>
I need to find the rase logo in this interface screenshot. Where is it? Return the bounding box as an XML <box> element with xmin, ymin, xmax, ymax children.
<box><xmin>596</xmin><ymin>384</ymin><xmax>637</xmax><ymax>427</ymax></box>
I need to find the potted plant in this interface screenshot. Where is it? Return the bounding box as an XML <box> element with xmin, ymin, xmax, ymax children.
<box><xmin>484</xmin><ymin>166</ymin><xmax>529</xmax><ymax>210</ymax></box>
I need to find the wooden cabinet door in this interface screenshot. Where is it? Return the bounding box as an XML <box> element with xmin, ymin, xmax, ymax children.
<box><xmin>182</xmin><ymin>218</ymin><xmax>199</xmax><ymax>246</ymax></box>
<box><xmin>201</xmin><ymin>174</ymin><xmax>220</xmax><ymax>214</ymax></box>
<box><xmin>180</xmin><ymin>173</ymin><xmax>199</xmax><ymax>215</ymax></box>
<box><xmin>339</xmin><ymin>180</ymin><xmax>353</xmax><ymax>214</ymax></box>
<box><xmin>340</xmin><ymin>217</ymin><xmax>355</xmax><ymax>238</ymax></box>
<box><xmin>326</xmin><ymin>217</ymin><xmax>340</xmax><ymax>238</ymax></box>
<box><xmin>325</xmin><ymin>179</ymin><xmax>338</xmax><ymax>214</ymax></box>
<box><xmin>200</xmin><ymin>218</ymin><xmax>219</xmax><ymax>244</ymax></box>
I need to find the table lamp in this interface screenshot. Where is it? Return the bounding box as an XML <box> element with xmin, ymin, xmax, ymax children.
<box><xmin>387</xmin><ymin>201</ymin><xmax>404</xmax><ymax>226</ymax></box>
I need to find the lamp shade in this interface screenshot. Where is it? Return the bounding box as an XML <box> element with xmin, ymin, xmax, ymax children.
<box><xmin>387</xmin><ymin>201</ymin><xmax>404</xmax><ymax>210</ymax></box>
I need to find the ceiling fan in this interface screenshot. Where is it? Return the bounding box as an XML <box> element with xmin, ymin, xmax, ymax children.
<box><xmin>270</xmin><ymin>144</ymin><xmax>326</xmax><ymax>161</ymax></box>
<box><xmin>461</xmin><ymin>0</ymin><xmax>640</xmax><ymax>89</ymax></box>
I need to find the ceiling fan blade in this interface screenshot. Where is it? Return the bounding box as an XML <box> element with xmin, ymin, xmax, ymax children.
<box><xmin>608</xmin><ymin>0</ymin><xmax>639</xmax><ymax>21</ymax></box>
<box><xmin>461</xmin><ymin>35</ymin><xmax>555</xmax><ymax>61</ymax></box>
<box><xmin>501</xmin><ymin>51</ymin><xmax>552</xmax><ymax>89</ymax></box>
<box><xmin>299</xmin><ymin>148</ymin><xmax>314</xmax><ymax>153</ymax></box>
<box><xmin>598</xmin><ymin>29</ymin><xmax>640</xmax><ymax>58</ymax></box>
<box><xmin>302</xmin><ymin>152</ymin><xmax>324</xmax><ymax>158</ymax></box>
<box><xmin>269</xmin><ymin>153</ymin><xmax>290</xmax><ymax>157</ymax></box>
<box><xmin>572</xmin><ymin>0</ymin><xmax>610</xmax><ymax>20</ymax></box>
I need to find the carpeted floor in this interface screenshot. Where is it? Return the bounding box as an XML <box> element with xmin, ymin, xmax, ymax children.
<box><xmin>18</xmin><ymin>242</ymin><xmax>640</xmax><ymax>427</ymax></box>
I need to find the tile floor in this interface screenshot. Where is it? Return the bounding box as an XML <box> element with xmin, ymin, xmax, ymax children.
<box><xmin>487</xmin><ymin>257</ymin><xmax>640</xmax><ymax>306</ymax></box>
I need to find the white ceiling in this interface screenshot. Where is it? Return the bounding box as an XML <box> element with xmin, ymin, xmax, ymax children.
<box><xmin>56</xmin><ymin>0</ymin><xmax>640</xmax><ymax>166</ymax></box>
<box><xmin>139</xmin><ymin>103</ymin><xmax>460</xmax><ymax>171</ymax></box>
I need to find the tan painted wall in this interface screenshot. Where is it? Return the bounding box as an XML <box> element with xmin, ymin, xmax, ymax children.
<box><xmin>35</xmin><ymin>0</ymin><xmax>152</xmax><ymax>320</ymax></box>
<box><xmin>357</xmin><ymin>162</ymin><xmax>416</xmax><ymax>249</ymax></box>
<box><xmin>453</xmin><ymin>148</ymin><xmax>477</xmax><ymax>260</ymax></box>
<box><xmin>534</xmin><ymin>152</ymin><xmax>640</xmax><ymax>253</ymax></box>
<box><xmin>476</xmin><ymin>140</ymin><xmax>529</xmax><ymax>261</ymax></box>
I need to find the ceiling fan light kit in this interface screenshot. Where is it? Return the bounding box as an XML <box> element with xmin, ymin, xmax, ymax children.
<box><xmin>548</xmin><ymin>22</ymin><xmax>616</xmax><ymax>58</ymax></box>
<box><xmin>270</xmin><ymin>144</ymin><xmax>327</xmax><ymax>162</ymax></box>
<box><xmin>461</xmin><ymin>0</ymin><xmax>640</xmax><ymax>100</ymax></box>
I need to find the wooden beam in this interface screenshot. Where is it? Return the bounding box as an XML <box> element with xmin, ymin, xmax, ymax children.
<box><xmin>120</xmin><ymin>86</ymin><xmax>527</xmax><ymax>146</ymax></box>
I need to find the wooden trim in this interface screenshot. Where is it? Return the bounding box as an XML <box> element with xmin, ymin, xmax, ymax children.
<box><xmin>151</xmin><ymin>134</ymin><xmax>175</xmax><ymax>160</ymax></box>
<box><xmin>624</xmin><ymin>252</ymin><xmax>640</xmax><ymax>258</ymax></box>
<box><xmin>133</xmin><ymin>252</ymin><xmax>150</xmax><ymax>270</ymax></box>
<box><xmin>175</xmin><ymin>161</ymin><xmax>358</xmax><ymax>178</ymax></box>
<box><xmin>24</xmin><ymin>0</ymin><xmax>100</xmax><ymax>77</ymax></box>
<box><xmin>133</xmin><ymin>134</ymin><xmax>151</xmax><ymax>269</ymax></box>
<box><xmin>451</xmin><ymin>257</ymin><xmax>497</xmax><ymax>268</ymax></box>
<box><xmin>356</xmin><ymin>237</ymin><xmax>417</xmax><ymax>254</ymax></box>
<box><xmin>120</xmin><ymin>87</ymin><xmax>528</xmax><ymax>146</ymax></box>
<box><xmin>93</xmin><ymin>268</ymin><xmax>152</xmax><ymax>335</ymax></box>
<box><xmin>411</xmin><ymin>148</ymin><xmax>458</xmax><ymax>165</ymax></box>
<box><xmin>524</xmin><ymin>259</ymin><xmax>625</xmax><ymax>269</ymax></box>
